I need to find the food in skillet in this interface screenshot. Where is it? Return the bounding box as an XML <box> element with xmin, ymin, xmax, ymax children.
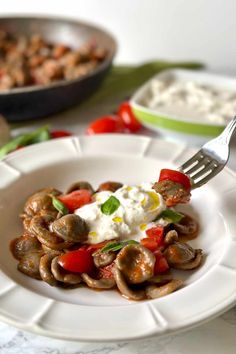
<box><xmin>10</xmin><ymin>169</ymin><xmax>203</xmax><ymax>301</ymax></box>
<box><xmin>0</xmin><ymin>30</ymin><xmax>107</xmax><ymax>91</ymax></box>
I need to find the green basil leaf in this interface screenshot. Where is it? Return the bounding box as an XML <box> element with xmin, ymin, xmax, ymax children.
<box><xmin>0</xmin><ymin>135</ymin><xmax>27</xmax><ymax>158</ymax></box>
<box><xmin>29</xmin><ymin>127</ymin><xmax>50</xmax><ymax>143</ymax></box>
<box><xmin>100</xmin><ymin>240</ymin><xmax>138</xmax><ymax>253</ymax></box>
<box><xmin>101</xmin><ymin>196</ymin><xmax>120</xmax><ymax>215</ymax></box>
<box><xmin>100</xmin><ymin>242</ymin><xmax>121</xmax><ymax>253</ymax></box>
<box><xmin>52</xmin><ymin>197</ymin><xmax>69</xmax><ymax>215</ymax></box>
<box><xmin>0</xmin><ymin>125</ymin><xmax>50</xmax><ymax>159</ymax></box>
<box><xmin>158</xmin><ymin>209</ymin><xmax>184</xmax><ymax>223</ymax></box>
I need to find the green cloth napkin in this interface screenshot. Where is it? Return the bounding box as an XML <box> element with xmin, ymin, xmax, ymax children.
<box><xmin>78</xmin><ymin>60</ymin><xmax>203</xmax><ymax>112</ymax></box>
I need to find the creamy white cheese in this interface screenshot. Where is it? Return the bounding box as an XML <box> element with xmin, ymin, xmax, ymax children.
<box><xmin>74</xmin><ymin>183</ymin><xmax>165</xmax><ymax>244</ymax></box>
<box><xmin>144</xmin><ymin>77</ymin><xmax>236</xmax><ymax>124</ymax></box>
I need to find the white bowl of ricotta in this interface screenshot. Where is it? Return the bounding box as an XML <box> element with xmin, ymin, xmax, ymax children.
<box><xmin>131</xmin><ymin>69</ymin><xmax>236</xmax><ymax>145</ymax></box>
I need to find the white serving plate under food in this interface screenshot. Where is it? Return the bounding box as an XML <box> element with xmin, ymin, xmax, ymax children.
<box><xmin>0</xmin><ymin>135</ymin><xmax>236</xmax><ymax>342</ymax></box>
<box><xmin>131</xmin><ymin>69</ymin><xmax>236</xmax><ymax>145</ymax></box>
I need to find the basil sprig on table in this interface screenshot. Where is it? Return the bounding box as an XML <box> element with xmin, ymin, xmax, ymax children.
<box><xmin>158</xmin><ymin>209</ymin><xmax>184</xmax><ymax>223</ymax></box>
<box><xmin>100</xmin><ymin>240</ymin><xmax>139</xmax><ymax>253</ymax></box>
<box><xmin>0</xmin><ymin>125</ymin><xmax>50</xmax><ymax>159</ymax></box>
<box><xmin>52</xmin><ymin>197</ymin><xmax>69</xmax><ymax>215</ymax></box>
<box><xmin>101</xmin><ymin>196</ymin><xmax>120</xmax><ymax>215</ymax></box>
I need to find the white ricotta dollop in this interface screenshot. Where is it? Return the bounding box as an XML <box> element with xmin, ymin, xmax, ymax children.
<box><xmin>144</xmin><ymin>77</ymin><xmax>236</xmax><ymax>124</ymax></box>
<box><xmin>74</xmin><ymin>183</ymin><xmax>165</xmax><ymax>244</ymax></box>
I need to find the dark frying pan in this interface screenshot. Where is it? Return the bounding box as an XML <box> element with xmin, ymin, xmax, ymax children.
<box><xmin>0</xmin><ymin>16</ymin><xmax>117</xmax><ymax>122</ymax></box>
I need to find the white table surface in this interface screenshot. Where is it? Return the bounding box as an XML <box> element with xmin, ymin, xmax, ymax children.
<box><xmin>1</xmin><ymin>100</ymin><xmax>236</xmax><ymax>354</ymax></box>
<box><xmin>1</xmin><ymin>309</ymin><xmax>236</xmax><ymax>354</ymax></box>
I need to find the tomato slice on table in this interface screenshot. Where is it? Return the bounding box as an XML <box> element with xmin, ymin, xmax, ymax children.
<box><xmin>58</xmin><ymin>189</ymin><xmax>92</xmax><ymax>212</ymax></box>
<box><xmin>86</xmin><ymin>115</ymin><xmax>125</xmax><ymax>135</ymax></box>
<box><xmin>159</xmin><ymin>169</ymin><xmax>191</xmax><ymax>190</ymax></box>
<box><xmin>58</xmin><ymin>248</ymin><xmax>94</xmax><ymax>273</ymax></box>
<box><xmin>50</xmin><ymin>130</ymin><xmax>72</xmax><ymax>138</ymax></box>
<box><xmin>117</xmin><ymin>101</ymin><xmax>142</xmax><ymax>132</ymax></box>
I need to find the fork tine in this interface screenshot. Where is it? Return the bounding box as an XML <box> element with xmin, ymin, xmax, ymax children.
<box><xmin>191</xmin><ymin>161</ymin><xmax>223</xmax><ymax>189</ymax></box>
<box><xmin>178</xmin><ymin>115</ymin><xmax>236</xmax><ymax>188</ymax></box>
<box><xmin>180</xmin><ymin>151</ymin><xmax>204</xmax><ymax>172</ymax></box>
<box><xmin>188</xmin><ymin>159</ymin><xmax>213</xmax><ymax>179</ymax></box>
<box><xmin>186</xmin><ymin>156</ymin><xmax>211</xmax><ymax>176</ymax></box>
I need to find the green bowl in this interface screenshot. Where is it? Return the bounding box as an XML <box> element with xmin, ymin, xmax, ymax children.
<box><xmin>131</xmin><ymin>107</ymin><xmax>224</xmax><ymax>137</ymax></box>
<box><xmin>130</xmin><ymin>69</ymin><xmax>228</xmax><ymax>145</ymax></box>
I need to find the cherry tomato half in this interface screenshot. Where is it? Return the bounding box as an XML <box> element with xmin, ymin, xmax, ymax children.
<box><xmin>86</xmin><ymin>241</ymin><xmax>110</xmax><ymax>253</ymax></box>
<box><xmin>86</xmin><ymin>115</ymin><xmax>125</xmax><ymax>135</ymax></box>
<box><xmin>58</xmin><ymin>189</ymin><xmax>92</xmax><ymax>213</ymax></box>
<box><xmin>50</xmin><ymin>130</ymin><xmax>72</xmax><ymax>138</ymax></box>
<box><xmin>154</xmin><ymin>256</ymin><xmax>169</xmax><ymax>274</ymax></box>
<box><xmin>159</xmin><ymin>169</ymin><xmax>191</xmax><ymax>190</ymax></box>
<box><xmin>153</xmin><ymin>250</ymin><xmax>169</xmax><ymax>274</ymax></box>
<box><xmin>140</xmin><ymin>238</ymin><xmax>159</xmax><ymax>252</ymax></box>
<box><xmin>146</xmin><ymin>226</ymin><xmax>164</xmax><ymax>246</ymax></box>
<box><xmin>117</xmin><ymin>101</ymin><xmax>142</xmax><ymax>132</ymax></box>
<box><xmin>58</xmin><ymin>248</ymin><xmax>94</xmax><ymax>273</ymax></box>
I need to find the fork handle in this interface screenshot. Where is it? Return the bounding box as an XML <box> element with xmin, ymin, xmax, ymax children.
<box><xmin>219</xmin><ymin>115</ymin><xmax>236</xmax><ymax>144</ymax></box>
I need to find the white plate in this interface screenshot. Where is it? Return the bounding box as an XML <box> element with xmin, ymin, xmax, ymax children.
<box><xmin>0</xmin><ymin>134</ymin><xmax>236</xmax><ymax>342</ymax></box>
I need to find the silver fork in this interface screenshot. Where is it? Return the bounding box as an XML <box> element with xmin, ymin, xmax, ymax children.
<box><xmin>178</xmin><ymin>116</ymin><xmax>236</xmax><ymax>189</ymax></box>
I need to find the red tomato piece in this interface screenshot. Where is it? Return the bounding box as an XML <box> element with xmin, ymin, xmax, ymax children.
<box><xmin>58</xmin><ymin>189</ymin><xmax>92</xmax><ymax>212</ymax></box>
<box><xmin>140</xmin><ymin>238</ymin><xmax>159</xmax><ymax>252</ymax></box>
<box><xmin>117</xmin><ymin>101</ymin><xmax>142</xmax><ymax>132</ymax></box>
<box><xmin>86</xmin><ymin>241</ymin><xmax>110</xmax><ymax>253</ymax></box>
<box><xmin>146</xmin><ymin>226</ymin><xmax>164</xmax><ymax>247</ymax></box>
<box><xmin>86</xmin><ymin>115</ymin><xmax>125</xmax><ymax>135</ymax></box>
<box><xmin>15</xmin><ymin>145</ymin><xmax>24</xmax><ymax>151</ymax></box>
<box><xmin>154</xmin><ymin>249</ymin><xmax>162</xmax><ymax>258</ymax></box>
<box><xmin>58</xmin><ymin>249</ymin><xmax>94</xmax><ymax>273</ymax></box>
<box><xmin>159</xmin><ymin>169</ymin><xmax>191</xmax><ymax>190</ymax></box>
<box><xmin>146</xmin><ymin>226</ymin><xmax>164</xmax><ymax>238</ymax></box>
<box><xmin>154</xmin><ymin>257</ymin><xmax>169</xmax><ymax>274</ymax></box>
<box><xmin>12</xmin><ymin>145</ymin><xmax>24</xmax><ymax>154</ymax></box>
<box><xmin>153</xmin><ymin>251</ymin><xmax>169</xmax><ymax>274</ymax></box>
<box><xmin>50</xmin><ymin>130</ymin><xmax>72</xmax><ymax>138</ymax></box>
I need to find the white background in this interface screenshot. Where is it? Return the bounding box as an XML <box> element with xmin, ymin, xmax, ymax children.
<box><xmin>1</xmin><ymin>0</ymin><xmax>236</xmax><ymax>74</ymax></box>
